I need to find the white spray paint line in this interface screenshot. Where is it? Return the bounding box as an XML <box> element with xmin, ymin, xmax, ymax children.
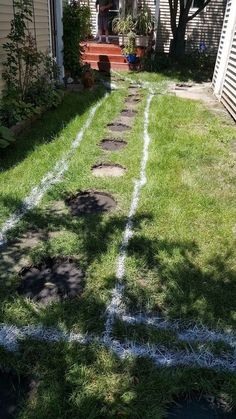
<box><xmin>102</xmin><ymin>83</ymin><xmax>236</xmax><ymax>355</ymax></box>
<box><xmin>121</xmin><ymin>314</ymin><xmax>236</xmax><ymax>349</ymax></box>
<box><xmin>104</xmin><ymin>91</ymin><xmax>154</xmax><ymax>340</ymax></box>
<box><xmin>0</xmin><ymin>94</ymin><xmax>108</xmax><ymax>248</ymax></box>
<box><xmin>1</xmin><ymin>323</ymin><xmax>236</xmax><ymax>372</ymax></box>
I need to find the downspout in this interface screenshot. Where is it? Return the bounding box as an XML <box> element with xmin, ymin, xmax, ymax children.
<box><xmin>47</xmin><ymin>0</ymin><xmax>53</xmax><ymax>56</ymax></box>
<box><xmin>154</xmin><ymin>0</ymin><xmax>160</xmax><ymax>52</ymax></box>
<box><xmin>55</xmin><ymin>0</ymin><xmax>65</xmax><ymax>82</ymax></box>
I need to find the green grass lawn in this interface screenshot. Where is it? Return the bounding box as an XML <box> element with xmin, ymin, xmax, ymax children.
<box><xmin>0</xmin><ymin>74</ymin><xmax>236</xmax><ymax>417</ymax></box>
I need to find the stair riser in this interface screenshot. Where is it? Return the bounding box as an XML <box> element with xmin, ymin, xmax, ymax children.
<box><xmin>88</xmin><ymin>61</ymin><xmax>129</xmax><ymax>71</ymax></box>
<box><xmin>81</xmin><ymin>44</ymin><xmax>122</xmax><ymax>55</ymax></box>
<box><xmin>83</xmin><ymin>53</ymin><xmax>127</xmax><ymax>64</ymax></box>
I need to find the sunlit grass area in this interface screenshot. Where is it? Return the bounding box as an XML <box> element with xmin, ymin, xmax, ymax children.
<box><xmin>0</xmin><ymin>74</ymin><xmax>236</xmax><ymax>417</ymax></box>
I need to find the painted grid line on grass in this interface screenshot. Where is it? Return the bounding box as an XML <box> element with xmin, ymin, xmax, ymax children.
<box><xmin>1</xmin><ymin>324</ymin><xmax>236</xmax><ymax>372</ymax></box>
<box><xmin>104</xmin><ymin>91</ymin><xmax>154</xmax><ymax>341</ymax></box>
<box><xmin>0</xmin><ymin>84</ymin><xmax>235</xmax><ymax>372</ymax></box>
<box><xmin>0</xmin><ymin>93</ymin><xmax>108</xmax><ymax>248</ymax></box>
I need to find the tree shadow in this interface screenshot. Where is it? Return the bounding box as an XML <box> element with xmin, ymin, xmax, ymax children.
<box><xmin>126</xmin><ymin>235</ymin><xmax>236</xmax><ymax>328</ymax></box>
<box><xmin>10</xmin><ymin>340</ymin><xmax>236</xmax><ymax>418</ymax></box>
<box><xmin>0</xmin><ymin>192</ymin><xmax>153</xmax><ymax>332</ymax></box>
<box><xmin>0</xmin><ymin>85</ymin><xmax>107</xmax><ymax>172</ymax></box>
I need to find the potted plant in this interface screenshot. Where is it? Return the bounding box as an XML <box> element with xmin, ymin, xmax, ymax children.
<box><xmin>123</xmin><ymin>32</ymin><xmax>137</xmax><ymax>64</ymax></box>
<box><xmin>112</xmin><ymin>14</ymin><xmax>135</xmax><ymax>46</ymax></box>
<box><xmin>134</xmin><ymin>5</ymin><xmax>155</xmax><ymax>48</ymax></box>
<box><xmin>81</xmin><ymin>64</ymin><xmax>95</xmax><ymax>89</ymax></box>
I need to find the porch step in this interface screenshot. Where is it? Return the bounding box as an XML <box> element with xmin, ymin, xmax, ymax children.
<box><xmin>83</xmin><ymin>53</ymin><xmax>127</xmax><ymax>64</ymax></box>
<box><xmin>88</xmin><ymin>60</ymin><xmax>130</xmax><ymax>71</ymax></box>
<box><xmin>81</xmin><ymin>41</ymin><xmax>130</xmax><ymax>72</ymax></box>
<box><xmin>81</xmin><ymin>42</ymin><xmax>121</xmax><ymax>55</ymax></box>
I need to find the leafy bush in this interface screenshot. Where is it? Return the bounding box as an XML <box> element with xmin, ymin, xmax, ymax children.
<box><xmin>0</xmin><ymin>125</ymin><xmax>15</xmax><ymax>149</ymax></box>
<box><xmin>63</xmin><ymin>1</ymin><xmax>91</xmax><ymax>79</ymax></box>
<box><xmin>142</xmin><ymin>49</ymin><xmax>216</xmax><ymax>82</ymax></box>
<box><xmin>0</xmin><ymin>0</ymin><xmax>62</xmax><ymax>127</ymax></box>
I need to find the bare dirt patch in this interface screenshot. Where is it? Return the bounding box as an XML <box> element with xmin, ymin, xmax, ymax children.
<box><xmin>108</xmin><ymin>123</ymin><xmax>130</xmax><ymax>132</ymax></box>
<box><xmin>66</xmin><ymin>191</ymin><xmax>116</xmax><ymax>215</ymax></box>
<box><xmin>0</xmin><ymin>370</ymin><xmax>33</xmax><ymax>419</ymax></box>
<box><xmin>92</xmin><ymin>164</ymin><xmax>126</xmax><ymax>177</ymax></box>
<box><xmin>18</xmin><ymin>257</ymin><xmax>84</xmax><ymax>305</ymax></box>
<box><xmin>100</xmin><ymin>139</ymin><xmax>127</xmax><ymax>151</ymax></box>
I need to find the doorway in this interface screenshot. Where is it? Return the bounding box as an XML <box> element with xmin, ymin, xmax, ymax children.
<box><xmin>108</xmin><ymin>0</ymin><xmax>120</xmax><ymax>36</ymax></box>
<box><xmin>108</xmin><ymin>0</ymin><xmax>137</xmax><ymax>36</ymax></box>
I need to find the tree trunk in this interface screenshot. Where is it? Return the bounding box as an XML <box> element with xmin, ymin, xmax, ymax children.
<box><xmin>170</xmin><ymin>22</ymin><xmax>187</xmax><ymax>59</ymax></box>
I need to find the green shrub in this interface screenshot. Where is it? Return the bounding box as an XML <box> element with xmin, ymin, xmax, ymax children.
<box><xmin>63</xmin><ymin>1</ymin><xmax>91</xmax><ymax>79</ymax></box>
<box><xmin>0</xmin><ymin>0</ymin><xmax>62</xmax><ymax>127</ymax></box>
<box><xmin>0</xmin><ymin>125</ymin><xmax>15</xmax><ymax>149</ymax></box>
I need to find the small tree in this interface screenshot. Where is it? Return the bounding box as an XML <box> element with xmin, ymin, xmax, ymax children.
<box><xmin>2</xmin><ymin>0</ymin><xmax>42</xmax><ymax>99</ymax></box>
<box><xmin>168</xmin><ymin>0</ymin><xmax>212</xmax><ymax>58</ymax></box>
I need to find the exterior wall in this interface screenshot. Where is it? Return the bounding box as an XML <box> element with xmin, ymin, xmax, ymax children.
<box><xmin>156</xmin><ymin>0</ymin><xmax>226</xmax><ymax>54</ymax></box>
<box><xmin>213</xmin><ymin>0</ymin><xmax>236</xmax><ymax>120</ymax></box>
<box><xmin>88</xmin><ymin>0</ymin><xmax>225</xmax><ymax>56</ymax></box>
<box><xmin>0</xmin><ymin>0</ymin><xmax>51</xmax><ymax>95</ymax></box>
<box><xmin>0</xmin><ymin>0</ymin><xmax>14</xmax><ymax>95</ymax></box>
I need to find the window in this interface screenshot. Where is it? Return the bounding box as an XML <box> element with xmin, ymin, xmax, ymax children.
<box><xmin>192</xmin><ymin>0</ymin><xmax>205</xmax><ymax>8</ymax></box>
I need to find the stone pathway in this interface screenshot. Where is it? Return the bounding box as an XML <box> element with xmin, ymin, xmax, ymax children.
<box><xmin>0</xmin><ymin>76</ymin><xmax>236</xmax><ymax>419</ymax></box>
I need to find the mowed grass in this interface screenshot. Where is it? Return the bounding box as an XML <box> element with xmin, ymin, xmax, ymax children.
<box><xmin>0</xmin><ymin>81</ymin><xmax>148</xmax><ymax>332</ymax></box>
<box><xmin>0</xmin><ymin>75</ymin><xmax>236</xmax><ymax>417</ymax></box>
<box><xmin>124</xmin><ymin>94</ymin><xmax>236</xmax><ymax>330</ymax></box>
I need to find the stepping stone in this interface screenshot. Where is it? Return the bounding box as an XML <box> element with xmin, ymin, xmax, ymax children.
<box><xmin>0</xmin><ymin>369</ymin><xmax>33</xmax><ymax>419</ymax></box>
<box><xmin>108</xmin><ymin>123</ymin><xmax>130</xmax><ymax>132</ymax></box>
<box><xmin>0</xmin><ymin>230</ymin><xmax>61</xmax><ymax>279</ymax></box>
<box><xmin>125</xmin><ymin>98</ymin><xmax>141</xmax><ymax>106</ymax></box>
<box><xmin>66</xmin><ymin>191</ymin><xmax>116</xmax><ymax>215</ymax></box>
<box><xmin>167</xmin><ymin>395</ymin><xmax>236</xmax><ymax>418</ymax></box>
<box><xmin>92</xmin><ymin>164</ymin><xmax>126</xmax><ymax>177</ymax></box>
<box><xmin>100</xmin><ymin>139</ymin><xmax>127</xmax><ymax>151</ymax></box>
<box><xmin>121</xmin><ymin>109</ymin><xmax>137</xmax><ymax>118</ymax></box>
<box><xmin>18</xmin><ymin>257</ymin><xmax>84</xmax><ymax>305</ymax></box>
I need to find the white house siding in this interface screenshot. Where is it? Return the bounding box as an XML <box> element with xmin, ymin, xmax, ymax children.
<box><xmin>0</xmin><ymin>0</ymin><xmax>51</xmax><ymax>95</ymax></box>
<box><xmin>156</xmin><ymin>0</ymin><xmax>226</xmax><ymax>54</ymax></box>
<box><xmin>88</xmin><ymin>0</ymin><xmax>225</xmax><ymax>53</ymax></box>
<box><xmin>213</xmin><ymin>0</ymin><xmax>236</xmax><ymax>120</ymax></box>
<box><xmin>0</xmin><ymin>0</ymin><xmax>14</xmax><ymax>95</ymax></box>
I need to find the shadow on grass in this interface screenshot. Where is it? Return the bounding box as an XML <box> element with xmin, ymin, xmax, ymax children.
<box><xmin>0</xmin><ymin>192</ymin><xmax>152</xmax><ymax>332</ymax></box>
<box><xmin>126</xmin><ymin>235</ymin><xmax>236</xmax><ymax>329</ymax></box>
<box><xmin>2</xmin><ymin>340</ymin><xmax>235</xmax><ymax>419</ymax></box>
<box><xmin>0</xmin><ymin>85</ymin><xmax>107</xmax><ymax>172</ymax></box>
<box><xmin>141</xmin><ymin>53</ymin><xmax>215</xmax><ymax>82</ymax></box>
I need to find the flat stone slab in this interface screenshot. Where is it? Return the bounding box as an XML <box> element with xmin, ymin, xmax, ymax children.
<box><xmin>92</xmin><ymin>164</ymin><xmax>126</xmax><ymax>177</ymax></box>
<box><xmin>100</xmin><ymin>139</ymin><xmax>127</xmax><ymax>151</ymax></box>
<box><xmin>107</xmin><ymin>123</ymin><xmax>130</xmax><ymax>132</ymax></box>
<box><xmin>0</xmin><ymin>230</ymin><xmax>61</xmax><ymax>278</ymax></box>
<box><xmin>0</xmin><ymin>370</ymin><xmax>32</xmax><ymax>419</ymax></box>
<box><xmin>66</xmin><ymin>191</ymin><xmax>116</xmax><ymax>215</ymax></box>
<box><xmin>121</xmin><ymin>109</ymin><xmax>138</xmax><ymax>118</ymax></box>
<box><xmin>125</xmin><ymin>97</ymin><xmax>141</xmax><ymax>106</ymax></box>
<box><xmin>18</xmin><ymin>257</ymin><xmax>84</xmax><ymax>305</ymax></box>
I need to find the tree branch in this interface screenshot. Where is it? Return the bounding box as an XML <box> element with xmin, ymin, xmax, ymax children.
<box><xmin>187</xmin><ymin>0</ymin><xmax>212</xmax><ymax>21</ymax></box>
<box><xmin>168</xmin><ymin>0</ymin><xmax>177</xmax><ymax>34</ymax></box>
